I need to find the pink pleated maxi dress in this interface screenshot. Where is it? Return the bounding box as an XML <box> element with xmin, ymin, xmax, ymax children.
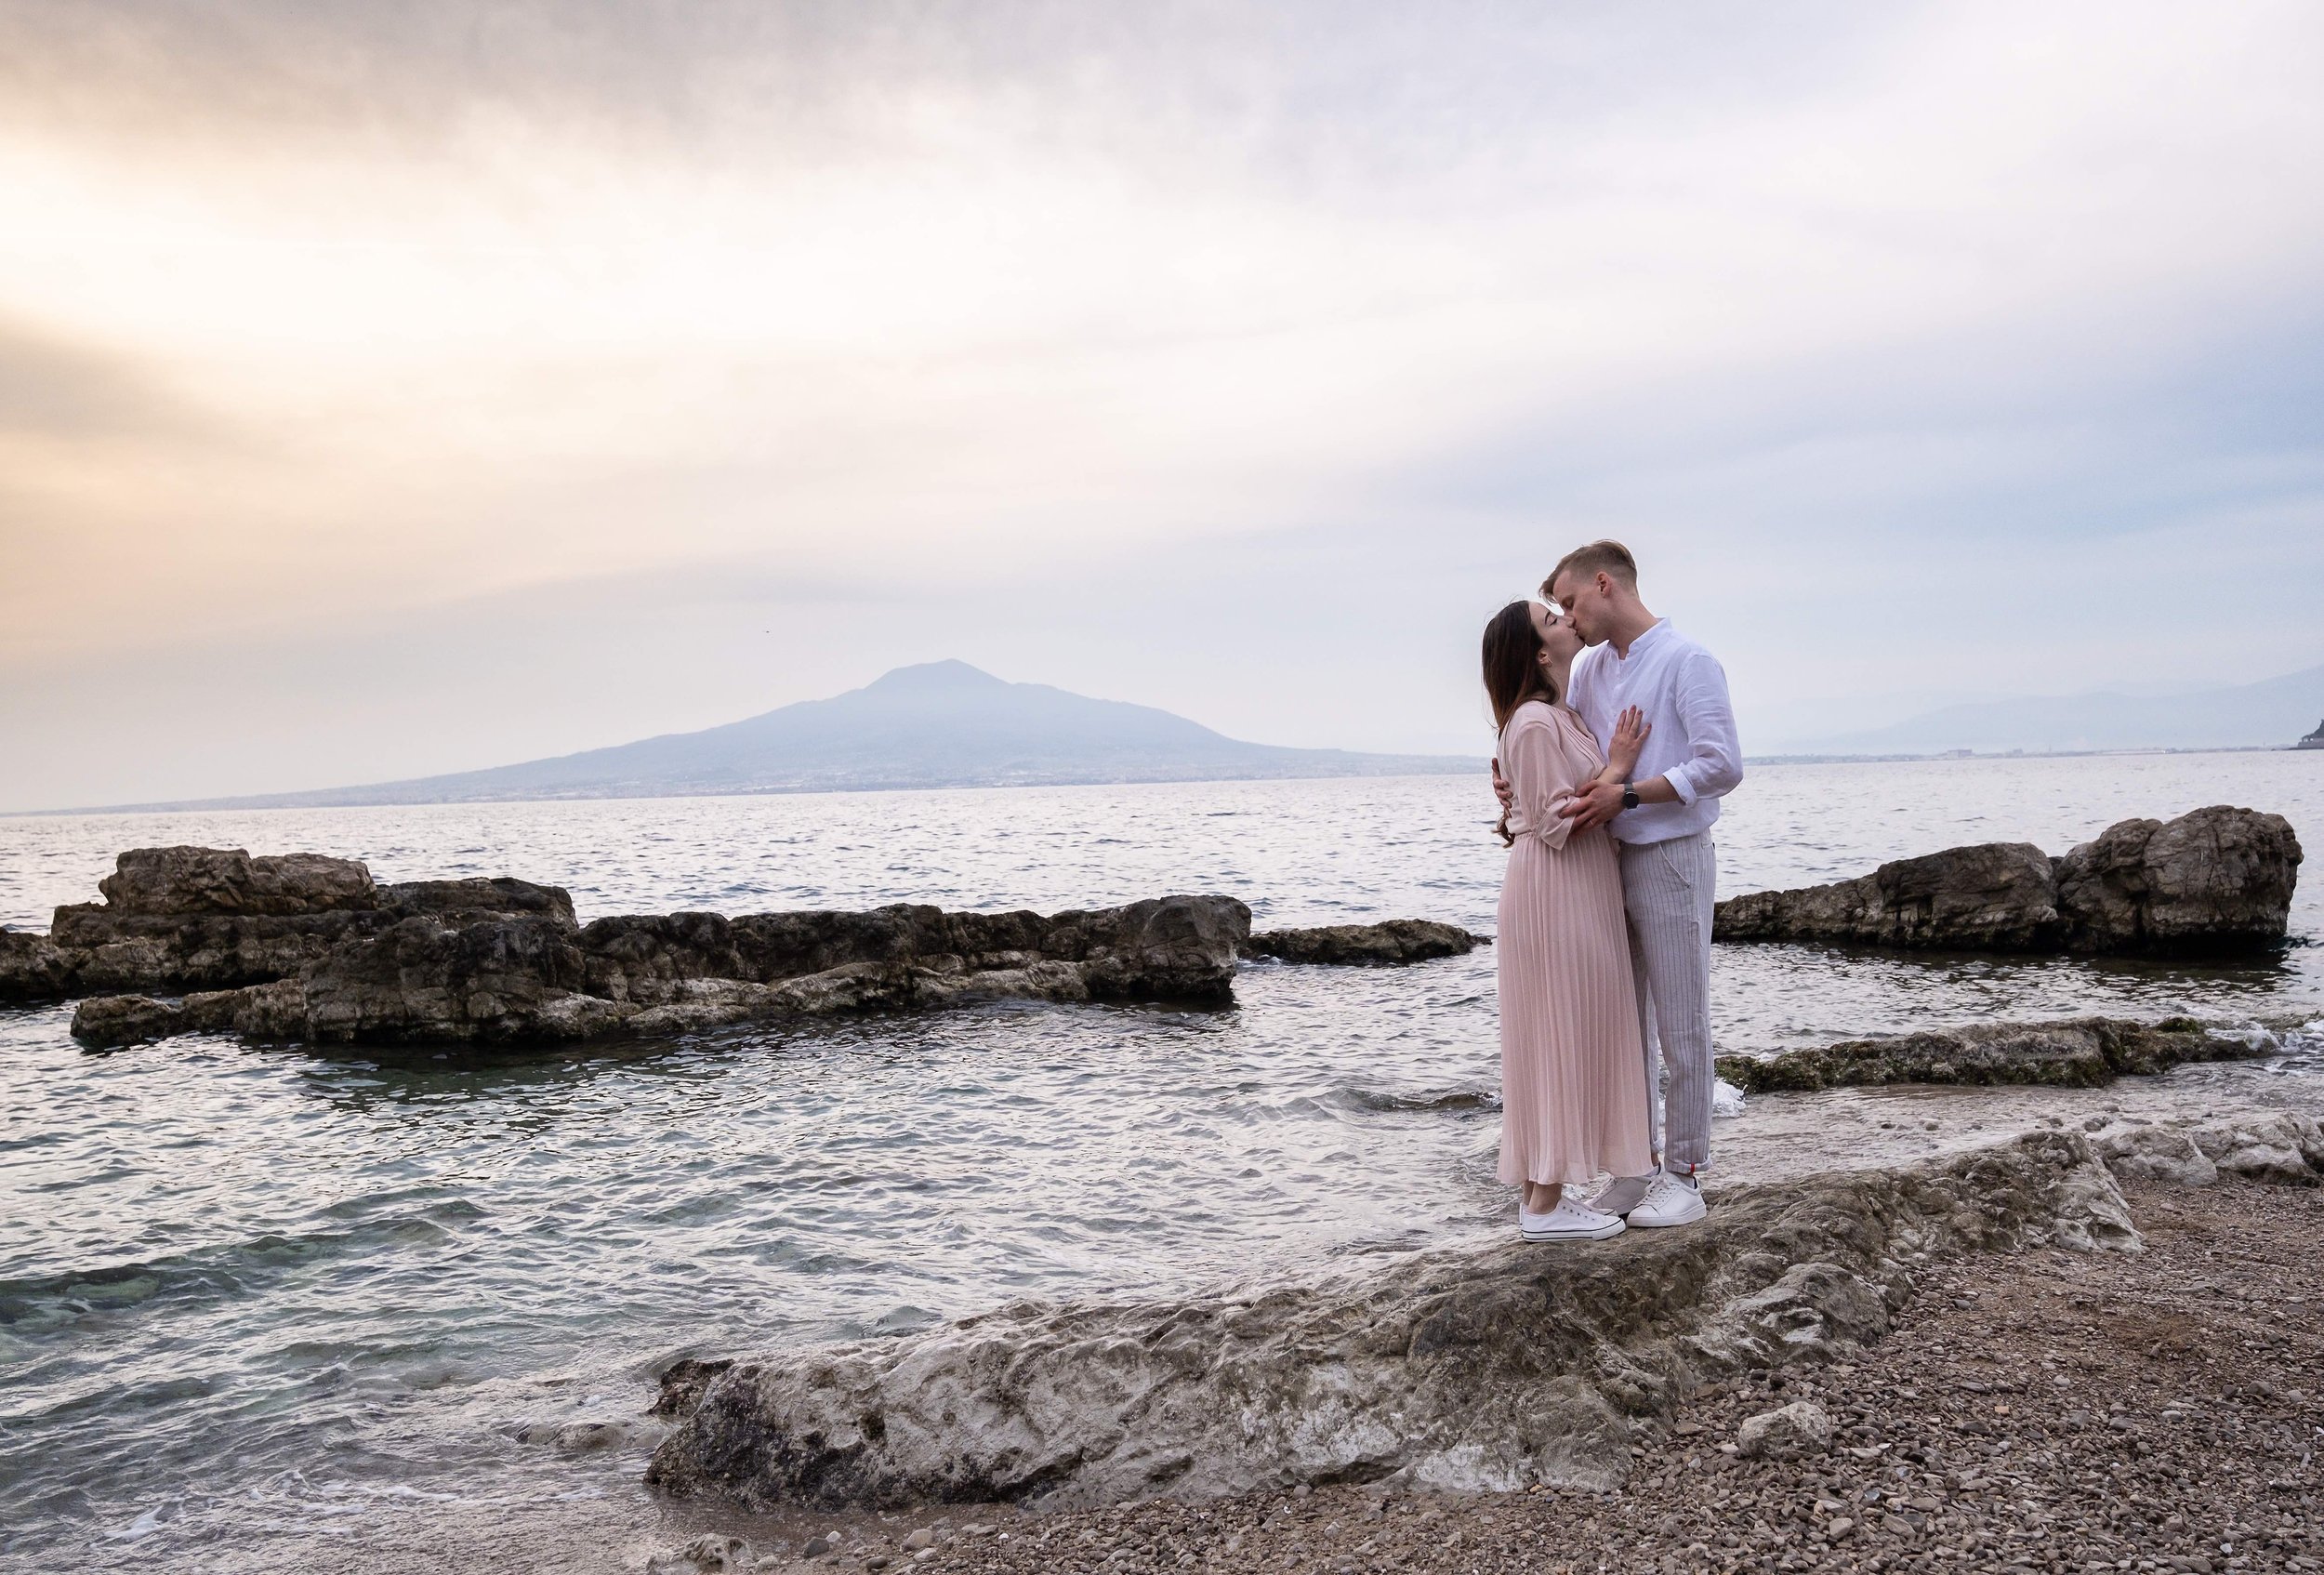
<box><xmin>1495</xmin><ymin>700</ymin><xmax>1656</xmax><ymax>1188</ymax></box>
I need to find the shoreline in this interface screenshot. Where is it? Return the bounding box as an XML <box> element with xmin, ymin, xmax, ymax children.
<box><xmin>802</xmin><ymin>1171</ymin><xmax>2324</xmax><ymax>1575</ymax></box>
<box><xmin>19</xmin><ymin>1057</ymin><xmax>2324</xmax><ymax>1572</ymax></box>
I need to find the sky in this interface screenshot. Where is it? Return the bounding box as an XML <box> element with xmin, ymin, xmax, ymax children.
<box><xmin>3</xmin><ymin>0</ymin><xmax>2321</xmax><ymax>810</ymax></box>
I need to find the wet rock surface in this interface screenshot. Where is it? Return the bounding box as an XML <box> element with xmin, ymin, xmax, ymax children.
<box><xmin>678</xmin><ymin>1160</ymin><xmax>2324</xmax><ymax>1575</ymax></box>
<box><xmin>50</xmin><ymin>847</ymin><xmax>1254</xmax><ymax>1048</ymax></box>
<box><xmin>644</xmin><ymin>1132</ymin><xmax>2135</xmax><ymax>1512</ymax></box>
<box><xmin>1245</xmin><ymin>920</ymin><xmax>1485</xmax><ymax>965</ymax></box>
<box><xmin>1716</xmin><ymin>1014</ymin><xmax>2276</xmax><ymax>1093</ymax></box>
<box><xmin>1714</xmin><ymin>804</ymin><xmax>2302</xmax><ymax>957</ymax></box>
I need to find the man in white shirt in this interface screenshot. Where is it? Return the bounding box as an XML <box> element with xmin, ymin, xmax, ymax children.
<box><xmin>1499</xmin><ymin>539</ymin><xmax>1743</xmax><ymax>1228</ymax></box>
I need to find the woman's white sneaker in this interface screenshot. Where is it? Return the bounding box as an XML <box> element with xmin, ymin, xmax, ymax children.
<box><xmin>1626</xmin><ymin>1171</ymin><xmax>1707</xmax><ymax>1228</ymax></box>
<box><xmin>1520</xmin><ymin>1196</ymin><xmax>1627</xmax><ymax>1242</ymax></box>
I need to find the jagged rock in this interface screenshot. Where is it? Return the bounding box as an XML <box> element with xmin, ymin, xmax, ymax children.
<box><xmin>1716</xmin><ymin>841</ymin><xmax>2061</xmax><ymax>952</ymax></box>
<box><xmin>70</xmin><ymin>894</ymin><xmax>1253</xmax><ymax>1049</ymax></box>
<box><xmin>643</xmin><ymin>1132</ymin><xmax>2133</xmax><ymax>1511</ymax></box>
<box><xmin>1714</xmin><ymin>805</ymin><xmax>2301</xmax><ymax>957</ymax></box>
<box><xmin>2093</xmin><ymin>1112</ymin><xmax>2324</xmax><ymax>1186</ymax></box>
<box><xmin>2185</xmin><ymin>1112</ymin><xmax>2324</xmax><ymax>1184</ymax></box>
<box><xmin>653</xmin><ymin>1359</ymin><xmax>737</xmax><ymax>1419</ymax></box>
<box><xmin>1245</xmin><ymin>920</ymin><xmax>1486</xmax><ymax>965</ymax></box>
<box><xmin>70</xmin><ymin>982</ymin><xmax>302</xmax><ymax>1046</ymax></box>
<box><xmin>1735</xmin><ymin>1400</ymin><xmax>1830</xmax><ymax>1461</ymax></box>
<box><xmin>1714</xmin><ymin>1015</ymin><xmax>2270</xmax><ymax>1093</ymax></box>
<box><xmin>95</xmin><ymin>846</ymin><xmax>376</xmax><ymax>916</ymax></box>
<box><xmin>0</xmin><ymin>929</ymin><xmax>75</xmax><ymax>1001</ymax></box>
<box><xmin>9</xmin><ymin>847</ymin><xmax>578</xmax><ymax>1006</ymax></box>
<box><xmin>2092</xmin><ymin>1123</ymin><xmax>2221</xmax><ymax>1186</ymax></box>
<box><xmin>2053</xmin><ymin>804</ymin><xmax>2304</xmax><ymax>953</ymax></box>
<box><xmin>379</xmin><ymin>877</ymin><xmax>578</xmax><ymax>929</ymax></box>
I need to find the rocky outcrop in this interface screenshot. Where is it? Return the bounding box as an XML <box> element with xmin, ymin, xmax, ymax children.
<box><xmin>1713</xmin><ymin>805</ymin><xmax>2301</xmax><ymax>957</ymax></box>
<box><xmin>88</xmin><ymin>845</ymin><xmax>377</xmax><ymax>916</ymax></box>
<box><xmin>15</xmin><ymin>847</ymin><xmax>1253</xmax><ymax>1045</ymax></box>
<box><xmin>1714</xmin><ymin>1015</ymin><xmax>2276</xmax><ymax>1094</ymax></box>
<box><xmin>70</xmin><ymin>890</ymin><xmax>1253</xmax><ymax>1049</ymax></box>
<box><xmin>4</xmin><ymin>847</ymin><xmax>576</xmax><ymax>1006</ymax></box>
<box><xmin>1245</xmin><ymin>920</ymin><xmax>1485</xmax><ymax>965</ymax></box>
<box><xmin>2051</xmin><ymin>807</ymin><xmax>2304</xmax><ymax>953</ymax></box>
<box><xmin>644</xmin><ymin>1131</ymin><xmax>2133</xmax><ymax>1511</ymax></box>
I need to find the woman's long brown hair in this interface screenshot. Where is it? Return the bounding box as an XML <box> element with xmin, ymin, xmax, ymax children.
<box><xmin>1481</xmin><ymin>600</ymin><xmax>1557</xmax><ymax>733</ymax></box>
<box><xmin>1483</xmin><ymin>601</ymin><xmax>1558</xmax><ymax>847</ymax></box>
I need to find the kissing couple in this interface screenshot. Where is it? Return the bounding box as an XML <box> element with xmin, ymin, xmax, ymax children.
<box><xmin>1483</xmin><ymin>540</ymin><xmax>1744</xmax><ymax>1242</ymax></box>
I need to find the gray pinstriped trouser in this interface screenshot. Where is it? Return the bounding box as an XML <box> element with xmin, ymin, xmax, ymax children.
<box><xmin>1618</xmin><ymin>831</ymin><xmax>1718</xmax><ymax>1173</ymax></box>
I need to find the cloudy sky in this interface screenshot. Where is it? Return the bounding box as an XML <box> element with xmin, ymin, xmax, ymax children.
<box><xmin>3</xmin><ymin>1</ymin><xmax>2320</xmax><ymax>809</ymax></box>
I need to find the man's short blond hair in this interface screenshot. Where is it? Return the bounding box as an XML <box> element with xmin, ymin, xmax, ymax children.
<box><xmin>1543</xmin><ymin>539</ymin><xmax>1638</xmax><ymax>602</ymax></box>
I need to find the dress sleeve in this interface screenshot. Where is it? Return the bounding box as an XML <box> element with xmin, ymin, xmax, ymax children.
<box><xmin>1506</xmin><ymin>714</ymin><xmax>1582</xmax><ymax>852</ymax></box>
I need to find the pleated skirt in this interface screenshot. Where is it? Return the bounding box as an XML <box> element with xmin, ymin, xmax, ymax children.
<box><xmin>1496</xmin><ymin>827</ymin><xmax>1656</xmax><ymax>1186</ymax></box>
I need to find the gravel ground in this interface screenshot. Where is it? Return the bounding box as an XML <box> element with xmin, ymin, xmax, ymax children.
<box><xmin>714</xmin><ymin>1174</ymin><xmax>2323</xmax><ymax>1575</ymax></box>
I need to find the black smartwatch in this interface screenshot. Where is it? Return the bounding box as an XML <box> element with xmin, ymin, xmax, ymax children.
<box><xmin>1619</xmin><ymin>783</ymin><xmax>1641</xmax><ymax>811</ymax></box>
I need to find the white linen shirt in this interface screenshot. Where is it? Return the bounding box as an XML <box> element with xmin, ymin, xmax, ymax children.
<box><xmin>1566</xmin><ymin>619</ymin><xmax>1743</xmax><ymax>845</ymax></box>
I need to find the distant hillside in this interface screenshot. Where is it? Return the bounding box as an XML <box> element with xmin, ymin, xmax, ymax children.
<box><xmin>1799</xmin><ymin>662</ymin><xmax>2324</xmax><ymax>756</ymax></box>
<box><xmin>121</xmin><ymin>662</ymin><xmax>1481</xmax><ymax>810</ymax></box>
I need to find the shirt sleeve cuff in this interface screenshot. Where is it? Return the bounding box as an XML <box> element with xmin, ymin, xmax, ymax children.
<box><xmin>1662</xmin><ymin>767</ymin><xmax>1699</xmax><ymax>806</ymax></box>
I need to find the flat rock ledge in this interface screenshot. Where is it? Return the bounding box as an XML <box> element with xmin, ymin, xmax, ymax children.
<box><xmin>39</xmin><ymin>847</ymin><xmax>1257</xmax><ymax>1050</ymax></box>
<box><xmin>1715</xmin><ymin>1014</ymin><xmax>2280</xmax><ymax>1094</ymax></box>
<box><xmin>1712</xmin><ymin>803</ymin><xmax>2301</xmax><ymax>956</ymax></box>
<box><xmin>1244</xmin><ymin>920</ymin><xmax>1486</xmax><ymax>966</ymax></box>
<box><xmin>644</xmin><ymin>1130</ymin><xmax>2135</xmax><ymax>1513</ymax></box>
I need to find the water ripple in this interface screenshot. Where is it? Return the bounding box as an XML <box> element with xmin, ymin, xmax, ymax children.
<box><xmin>0</xmin><ymin>758</ymin><xmax>2317</xmax><ymax>1563</ymax></box>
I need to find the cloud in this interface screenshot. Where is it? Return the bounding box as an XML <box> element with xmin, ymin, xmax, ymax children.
<box><xmin>0</xmin><ymin>1</ymin><xmax>2320</xmax><ymax>804</ymax></box>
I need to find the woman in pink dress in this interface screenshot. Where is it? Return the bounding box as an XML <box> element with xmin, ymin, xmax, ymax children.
<box><xmin>1482</xmin><ymin>600</ymin><xmax>1656</xmax><ymax>1242</ymax></box>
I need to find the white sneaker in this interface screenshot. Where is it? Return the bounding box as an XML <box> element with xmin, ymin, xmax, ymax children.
<box><xmin>1587</xmin><ymin>1172</ymin><xmax>1655</xmax><ymax>1217</ymax></box>
<box><xmin>1625</xmin><ymin>1171</ymin><xmax>1707</xmax><ymax>1229</ymax></box>
<box><xmin>1520</xmin><ymin>1196</ymin><xmax>1627</xmax><ymax>1242</ymax></box>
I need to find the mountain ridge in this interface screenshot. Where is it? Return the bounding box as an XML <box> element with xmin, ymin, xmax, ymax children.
<box><xmin>1788</xmin><ymin>661</ymin><xmax>2324</xmax><ymax>757</ymax></box>
<box><xmin>82</xmin><ymin>661</ymin><xmax>1483</xmax><ymax>813</ymax></box>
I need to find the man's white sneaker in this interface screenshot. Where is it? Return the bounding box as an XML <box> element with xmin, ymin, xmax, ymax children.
<box><xmin>1625</xmin><ymin>1171</ymin><xmax>1707</xmax><ymax>1228</ymax></box>
<box><xmin>1587</xmin><ymin>1172</ymin><xmax>1655</xmax><ymax>1217</ymax></box>
<box><xmin>1520</xmin><ymin>1196</ymin><xmax>1627</xmax><ymax>1242</ymax></box>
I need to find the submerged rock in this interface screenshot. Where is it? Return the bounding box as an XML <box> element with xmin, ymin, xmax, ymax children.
<box><xmin>1713</xmin><ymin>805</ymin><xmax>2300</xmax><ymax>957</ymax></box>
<box><xmin>643</xmin><ymin>1131</ymin><xmax>2133</xmax><ymax>1511</ymax></box>
<box><xmin>643</xmin><ymin>1533</ymin><xmax>753</xmax><ymax>1574</ymax></box>
<box><xmin>1245</xmin><ymin>920</ymin><xmax>1485</xmax><ymax>965</ymax></box>
<box><xmin>1715</xmin><ymin>1015</ymin><xmax>2271</xmax><ymax>1094</ymax></box>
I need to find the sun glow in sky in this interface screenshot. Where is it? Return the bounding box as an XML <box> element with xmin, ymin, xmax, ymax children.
<box><xmin>3</xmin><ymin>2</ymin><xmax>2321</xmax><ymax>808</ymax></box>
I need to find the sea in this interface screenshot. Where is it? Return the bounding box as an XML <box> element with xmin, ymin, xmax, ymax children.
<box><xmin>1</xmin><ymin>751</ymin><xmax>2318</xmax><ymax>1569</ymax></box>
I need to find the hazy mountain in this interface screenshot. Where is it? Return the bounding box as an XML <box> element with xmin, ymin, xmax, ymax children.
<box><xmin>125</xmin><ymin>661</ymin><xmax>1482</xmax><ymax>810</ymax></box>
<box><xmin>1792</xmin><ymin>661</ymin><xmax>2324</xmax><ymax>756</ymax></box>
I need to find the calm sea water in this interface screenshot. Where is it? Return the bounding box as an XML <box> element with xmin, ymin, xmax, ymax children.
<box><xmin>2</xmin><ymin>753</ymin><xmax>2318</xmax><ymax>1567</ymax></box>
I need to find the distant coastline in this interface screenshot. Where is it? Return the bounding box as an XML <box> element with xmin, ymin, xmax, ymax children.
<box><xmin>38</xmin><ymin>758</ymin><xmax>1488</xmax><ymax>817</ymax></box>
<box><xmin>1749</xmin><ymin>742</ymin><xmax>2323</xmax><ymax>767</ymax></box>
<box><xmin>15</xmin><ymin>742</ymin><xmax>2320</xmax><ymax>819</ymax></box>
